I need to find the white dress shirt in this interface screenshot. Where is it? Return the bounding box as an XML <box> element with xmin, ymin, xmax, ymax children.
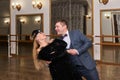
<box><xmin>63</xmin><ymin>31</ymin><xmax>71</xmax><ymax>49</ymax></box>
<box><xmin>63</xmin><ymin>31</ymin><xmax>79</xmax><ymax>55</ymax></box>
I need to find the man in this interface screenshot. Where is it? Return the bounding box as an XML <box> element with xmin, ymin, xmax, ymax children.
<box><xmin>55</xmin><ymin>19</ymin><xmax>99</xmax><ymax>80</ymax></box>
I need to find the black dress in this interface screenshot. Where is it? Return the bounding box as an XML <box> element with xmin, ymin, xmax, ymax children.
<box><xmin>37</xmin><ymin>39</ymin><xmax>75</xmax><ymax>80</ymax></box>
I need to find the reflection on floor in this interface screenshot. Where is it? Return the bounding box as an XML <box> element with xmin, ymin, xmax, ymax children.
<box><xmin>0</xmin><ymin>54</ymin><xmax>119</xmax><ymax>80</ymax></box>
<box><xmin>97</xmin><ymin>62</ymin><xmax>120</xmax><ymax>80</ymax></box>
<box><xmin>0</xmin><ymin>55</ymin><xmax>52</xmax><ymax>80</ymax></box>
<box><xmin>102</xmin><ymin>45</ymin><xmax>120</xmax><ymax>64</ymax></box>
<box><xmin>0</xmin><ymin>43</ymin><xmax>120</xmax><ymax>80</ymax></box>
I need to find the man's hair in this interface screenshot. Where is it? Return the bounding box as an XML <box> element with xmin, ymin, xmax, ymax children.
<box><xmin>56</xmin><ymin>19</ymin><xmax>68</xmax><ymax>28</ymax></box>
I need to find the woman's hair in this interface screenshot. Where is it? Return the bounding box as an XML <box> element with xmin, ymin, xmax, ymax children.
<box><xmin>31</xmin><ymin>29</ymin><xmax>41</xmax><ymax>40</ymax></box>
<box><xmin>32</xmin><ymin>31</ymin><xmax>45</xmax><ymax>70</ymax></box>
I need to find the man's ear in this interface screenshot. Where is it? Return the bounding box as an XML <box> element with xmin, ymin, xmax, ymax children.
<box><xmin>63</xmin><ymin>25</ymin><xmax>67</xmax><ymax>28</ymax></box>
<box><xmin>64</xmin><ymin>25</ymin><xmax>68</xmax><ymax>29</ymax></box>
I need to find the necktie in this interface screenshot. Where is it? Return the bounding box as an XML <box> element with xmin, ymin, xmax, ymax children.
<box><xmin>60</xmin><ymin>34</ymin><xmax>67</xmax><ymax>40</ymax></box>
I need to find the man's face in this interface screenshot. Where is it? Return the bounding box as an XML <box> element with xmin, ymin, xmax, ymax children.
<box><xmin>55</xmin><ymin>22</ymin><xmax>66</xmax><ymax>35</ymax></box>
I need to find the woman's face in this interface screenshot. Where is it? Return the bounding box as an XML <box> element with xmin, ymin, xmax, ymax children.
<box><xmin>35</xmin><ymin>32</ymin><xmax>46</xmax><ymax>43</ymax></box>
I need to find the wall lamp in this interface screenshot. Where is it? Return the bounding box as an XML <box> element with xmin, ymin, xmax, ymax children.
<box><xmin>32</xmin><ymin>0</ymin><xmax>42</xmax><ymax>9</ymax></box>
<box><xmin>99</xmin><ymin>0</ymin><xmax>109</xmax><ymax>5</ymax></box>
<box><xmin>35</xmin><ymin>16</ymin><xmax>41</xmax><ymax>23</ymax></box>
<box><xmin>12</xmin><ymin>3</ymin><xmax>21</xmax><ymax>11</ymax></box>
<box><xmin>4</xmin><ymin>18</ymin><xmax>10</xmax><ymax>24</ymax></box>
<box><xmin>20</xmin><ymin>18</ymin><xmax>26</xmax><ymax>24</ymax></box>
<box><xmin>86</xmin><ymin>15</ymin><xmax>91</xmax><ymax>19</ymax></box>
<box><xmin>104</xmin><ymin>13</ymin><xmax>110</xmax><ymax>19</ymax></box>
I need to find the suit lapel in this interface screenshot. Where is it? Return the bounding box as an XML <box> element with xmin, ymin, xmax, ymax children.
<box><xmin>69</xmin><ymin>31</ymin><xmax>74</xmax><ymax>48</ymax></box>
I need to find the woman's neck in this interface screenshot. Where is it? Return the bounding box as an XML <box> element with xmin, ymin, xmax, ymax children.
<box><xmin>39</xmin><ymin>41</ymin><xmax>48</xmax><ymax>48</ymax></box>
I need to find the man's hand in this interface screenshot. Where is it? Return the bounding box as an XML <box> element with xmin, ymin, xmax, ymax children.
<box><xmin>66</xmin><ymin>49</ymin><xmax>78</xmax><ymax>55</ymax></box>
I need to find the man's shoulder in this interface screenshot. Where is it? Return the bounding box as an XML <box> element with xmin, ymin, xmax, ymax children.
<box><xmin>70</xmin><ymin>29</ymin><xmax>81</xmax><ymax>33</ymax></box>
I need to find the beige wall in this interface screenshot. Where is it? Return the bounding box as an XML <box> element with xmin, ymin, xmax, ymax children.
<box><xmin>10</xmin><ymin>0</ymin><xmax>120</xmax><ymax>60</ymax></box>
<box><xmin>10</xmin><ymin>0</ymin><xmax>51</xmax><ymax>54</ymax></box>
<box><xmin>93</xmin><ymin>0</ymin><xmax>120</xmax><ymax>60</ymax></box>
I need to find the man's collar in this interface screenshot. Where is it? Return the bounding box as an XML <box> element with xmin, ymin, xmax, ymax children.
<box><xmin>63</xmin><ymin>30</ymin><xmax>68</xmax><ymax>36</ymax></box>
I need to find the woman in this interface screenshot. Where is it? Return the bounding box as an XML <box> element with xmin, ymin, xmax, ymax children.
<box><xmin>31</xmin><ymin>29</ymin><xmax>75</xmax><ymax>80</ymax></box>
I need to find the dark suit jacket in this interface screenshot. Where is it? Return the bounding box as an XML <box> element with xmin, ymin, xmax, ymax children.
<box><xmin>68</xmin><ymin>30</ymin><xmax>96</xmax><ymax>70</ymax></box>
